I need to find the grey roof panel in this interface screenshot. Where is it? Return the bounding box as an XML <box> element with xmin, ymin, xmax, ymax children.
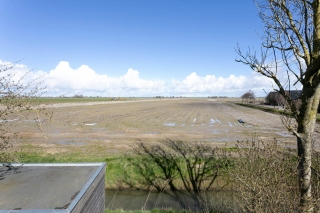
<box><xmin>0</xmin><ymin>163</ymin><xmax>105</xmax><ymax>212</ymax></box>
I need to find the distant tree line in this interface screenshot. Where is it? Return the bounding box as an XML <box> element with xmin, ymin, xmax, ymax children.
<box><xmin>207</xmin><ymin>96</ymin><xmax>228</xmax><ymax>98</ymax></box>
<box><xmin>155</xmin><ymin>96</ymin><xmax>185</xmax><ymax>98</ymax></box>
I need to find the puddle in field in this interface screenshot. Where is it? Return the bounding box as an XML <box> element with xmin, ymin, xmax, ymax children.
<box><xmin>223</xmin><ymin>122</ymin><xmax>233</xmax><ymax>126</ymax></box>
<box><xmin>92</xmin><ymin>128</ymin><xmax>105</xmax><ymax>131</ymax></box>
<box><xmin>164</xmin><ymin>123</ymin><xmax>176</xmax><ymax>127</ymax></box>
<box><xmin>193</xmin><ymin>118</ymin><xmax>197</xmax><ymax>123</ymax></box>
<box><xmin>212</xmin><ymin>129</ymin><xmax>229</xmax><ymax>134</ymax></box>
<box><xmin>52</xmin><ymin>138</ymin><xmax>105</xmax><ymax>146</ymax></box>
<box><xmin>56</xmin><ymin>141</ymin><xmax>85</xmax><ymax>145</ymax></box>
<box><xmin>276</xmin><ymin>132</ymin><xmax>293</xmax><ymax>137</ymax></box>
<box><xmin>85</xmin><ymin>123</ymin><xmax>97</xmax><ymax>126</ymax></box>
<box><xmin>24</xmin><ymin>119</ymin><xmax>44</xmax><ymax>123</ymax></box>
<box><xmin>206</xmin><ymin>137</ymin><xmax>234</xmax><ymax>142</ymax></box>
<box><xmin>210</xmin><ymin>119</ymin><xmax>215</xmax><ymax>124</ymax></box>
<box><xmin>212</xmin><ymin>130</ymin><xmax>220</xmax><ymax>134</ymax></box>
<box><xmin>215</xmin><ymin>138</ymin><xmax>235</xmax><ymax>142</ymax></box>
<box><xmin>111</xmin><ymin>132</ymin><xmax>125</xmax><ymax>135</ymax></box>
<box><xmin>263</xmin><ymin>127</ymin><xmax>279</xmax><ymax>130</ymax></box>
<box><xmin>181</xmin><ymin>124</ymin><xmax>185</xmax><ymax>127</ymax></box>
<box><xmin>0</xmin><ymin>119</ymin><xmax>19</xmax><ymax>123</ymax></box>
<box><xmin>143</xmin><ymin>132</ymin><xmax>158</xmax><ymax>135</ymax></box>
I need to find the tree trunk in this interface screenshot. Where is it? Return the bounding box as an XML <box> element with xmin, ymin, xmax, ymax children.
<box><xmin>297</xmin><ymin>135</ymin><xmax>313</xmax><ymax>212</ymax></box>
<box><xmin>297</xmin><ymin>85</ymin><xmax>320</xmax><ymax>212</ymax></box>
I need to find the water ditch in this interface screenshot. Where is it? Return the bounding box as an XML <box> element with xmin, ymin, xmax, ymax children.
<box><xmin>105</xmin><ymin>189</ymin><xmax>234</xmax><ymax>212</ymax></box>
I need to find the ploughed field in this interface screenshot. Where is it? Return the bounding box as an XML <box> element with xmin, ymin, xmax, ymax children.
<box><xmin>12</xmin><ymin>98</ymin><xmax>318</xmax><ymax>157</ymax></box>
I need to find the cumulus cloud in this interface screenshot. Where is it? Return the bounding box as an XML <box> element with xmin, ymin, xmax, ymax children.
<box><xmin>168</xmin><ymin>72</ymin><xmax>275</xmax><ymax>97</ymax></box>
<box><xmin>0</xmin><ymin>60</ymin><xmax>46</xmax><ymax>84</ymax></box>
<box><xmin>0</xmin><ymin>60</ymin><xmax>299</xmax><ymax>97</ymax></box>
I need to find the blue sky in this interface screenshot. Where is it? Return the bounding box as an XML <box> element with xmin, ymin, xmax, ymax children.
<box><xmin>0</xmin><ymin>0</ymin><xmax>279</xmax><ymax>97</ymax></box>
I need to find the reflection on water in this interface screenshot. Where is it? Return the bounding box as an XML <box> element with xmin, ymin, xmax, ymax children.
<box><xmin>164</xmin><ymin>123</ymin><xmax>176</xmax><ymax>127</ymax></box>
<box><xmin>105</xmin><ymin>189</ymin><xmax>234</xmax><ymax>212</ymax></box>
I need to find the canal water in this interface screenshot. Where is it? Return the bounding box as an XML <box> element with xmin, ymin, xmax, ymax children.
<box><xmin>105</xmin><ymin>189</ymin><xmax>234</xmax><ymax>212</ymax></box>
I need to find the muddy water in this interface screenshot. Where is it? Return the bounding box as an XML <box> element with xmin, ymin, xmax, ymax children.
<box><xmin>105</xmin><ymin>189</ymin><xmax>234</xmax><ymax>211</ymax></box>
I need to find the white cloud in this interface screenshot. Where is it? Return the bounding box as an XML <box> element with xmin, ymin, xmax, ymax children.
<box><xmin>0</xmin><ymin>60</ymin><xmax>298</xmax><ymax>97</ymax></box>
<box><xmin>170</xmin><ymin>72</ymin><xmax>273</xmax><ymax>96</ymax></box>
<box><xmin>0</xmin><ymin>60</ymin><xmax>46</xmax><ymax>84</ymax></box>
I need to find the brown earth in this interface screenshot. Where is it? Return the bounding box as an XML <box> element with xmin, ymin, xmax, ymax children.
<box><xmin>10</xmin><ymin>98</ymin><xmax>319</xmax><ymax>156</ymax></box>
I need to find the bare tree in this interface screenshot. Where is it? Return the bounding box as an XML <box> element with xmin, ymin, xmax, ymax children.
<box><xmin>236</xmin><ymin>0</ymin><xmax>320</xmax><ymax>211</ymax></box>
<box><xmin>0</xmin><ymin>61</ymin><xmax>46</xmax><ymax>163</ymax></box>
<box><xmin>241</xmin><ymin>89</ymin><xmax>256</xmax><ymax>104</ymax></box>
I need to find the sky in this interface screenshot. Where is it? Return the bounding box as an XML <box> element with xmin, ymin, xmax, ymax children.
<box><xmin>0</xmin><ymin>0</ymin><xmax>288</xmax><ymax>97</ymax></box>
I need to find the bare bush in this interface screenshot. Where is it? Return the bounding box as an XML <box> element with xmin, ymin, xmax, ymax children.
<box><xmin>0</xmin><ymin>61</ymin><xmax>47</xmax><ymax>162</ymax></box>
<box><xmin>229</xmin><ymin>139</ymin><xmax>300</xmax><ymax>212</ymax></box>
<box><xmin>241</xmin><ymin>90</ymin><xmax>255</xmax><ymax>104</ymax></box>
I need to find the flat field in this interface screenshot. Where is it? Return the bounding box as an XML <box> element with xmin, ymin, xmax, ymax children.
<box><xmin>11</xmin><ymin>98</ymin><xmax>315</xmax><ymax>159</ymax></box>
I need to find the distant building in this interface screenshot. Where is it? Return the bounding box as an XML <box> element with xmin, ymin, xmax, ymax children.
<box><xmin>265</xmin><ymin>90</ymin><xmax>302</xmax><ymax>106</ymax></box>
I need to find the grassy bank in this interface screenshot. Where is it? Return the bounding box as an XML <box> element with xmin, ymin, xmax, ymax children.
<box><xmin>16</xmin><ymin>148</ymin><xmax>231</xmax><ymax>191</ymax></box>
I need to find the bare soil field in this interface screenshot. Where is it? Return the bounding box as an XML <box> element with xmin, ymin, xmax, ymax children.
<box><xmin>11</xmin><ymin>98</ymin><xmax>320</xmax><ymax>157</ymax></box>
